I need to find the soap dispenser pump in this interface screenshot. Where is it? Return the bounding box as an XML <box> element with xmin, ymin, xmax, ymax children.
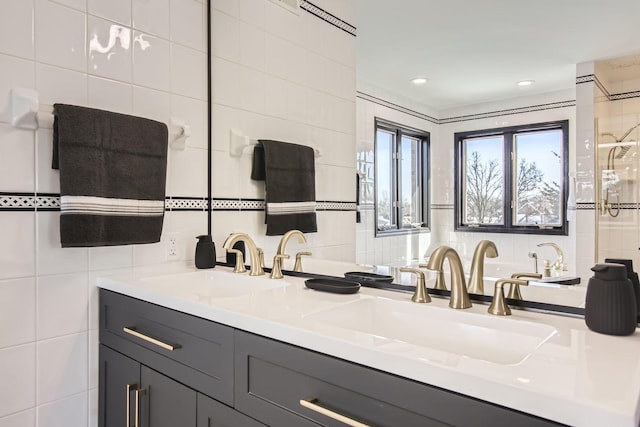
<box><xmin>195</xmin><ymin>235</ymin><xmax>216</xmax><ymax>269</ymax></box>
<box><xmin>585</xmin><ymin>263</ymin><xmax>637</xmax><ymax>336</ymax></box>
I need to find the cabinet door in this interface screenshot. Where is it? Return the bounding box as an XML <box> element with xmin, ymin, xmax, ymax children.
<box><xmin>99</xmin><ymin>345</ymin><xmax>140</xmax><ymax>427</ymax></box>
<box><xmin>140</xmin><ymin>365</ymin><xmax>197</xmax><ymax>427</ymax></box>
<box><xmin>197</xmin><ymin>394</ymin><xmax>266</xmax><ymax>427</ymax></box>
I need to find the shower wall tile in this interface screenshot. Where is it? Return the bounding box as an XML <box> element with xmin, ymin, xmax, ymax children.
<box><xmin>36</xmin><ymin>213</ymin><xmax>88</xmax><ymax>275</ymax></box>
<box><xmin>133</xmin><ymin>86</ymin><xmax>171</xmax><ymax>123</ymax></box>
<box><xmin>171</xmin><ymin>44</ymin><xmax>204</xmax><ymax>99</ymax></box>
<box><xmin>171</xmin><ymin>95</ymin><xmax>205</xmax><ymax>148</ymax></box>
<box><xmin>37</xmin><ymin>273</ymin><xmax>89</xmax><ymax>340</ymax></box>
<box><xmin>0</xmin><ymin>0</ymin><xmax>35</xmax><ymax>60</ymax></box>
<box><xmin>37</xmin><ymin>333</ymin><xmax>88</xmax><ymax>404</ymax></box>
<box><xmin>37</xmin><ymin>392</ymin><xmax>87</xmax><ymax>427</ymax></box>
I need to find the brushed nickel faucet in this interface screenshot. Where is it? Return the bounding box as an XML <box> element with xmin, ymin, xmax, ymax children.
<box><xmin>488</xmin><ymin>278</ymin><xmax>530</xmax><ymax>316</ymax></box>
<box><xmin>424</xmin><ymin>246</ymin><xmax>471</xmax><ymax>309</ymax></box>
<box><xmin>536</xmin><ymin>242</ymin><xmax>566</xmax><ymax>276</ymax></box>
<box><xmin>275</xmin><ymin>230</ymin><xmax>309</xmax><ymax>272</ymax></box>
<box><xmin>222</xmin><ymin>233</ymin><xmax>265</xmax><ymax>276</ymax></box>
<box><xmin>506</xmin><ymin>272</ymin><xmax>543</xmax><ymax>300</ymax></box>
<box><xmin>400</xmin><ymin>267</ymin><xmax>431</xmax><ymax>303</ymax></box>
<box><xmin>467</xmin><ymin>240</ymin><xmax>498</xmax><ymax>295</ymax></box>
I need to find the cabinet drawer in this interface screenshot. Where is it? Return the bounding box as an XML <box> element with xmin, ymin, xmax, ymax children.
<box><xmin>100</xmin><ymin>289</ymin><xmax>234</xmax><ymax>405</ymax></box>
<box><xmin>234</xmin><ymin>331</ymin><xmax>563</xmax><ymax>427</ymax></box>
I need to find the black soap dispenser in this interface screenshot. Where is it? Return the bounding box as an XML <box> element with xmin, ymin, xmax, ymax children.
<box><xmin>195</xmin><ymin>235</ymin><xmax>216</xmax><ymax>269</ymax></box>
<box><xmin>585</xmin><ymin>263</ymin><xmax>637</xmax><ymax>336</ymax></box>
<box><xmin>604</xmin><ymin>258</ymin><xmax>640</xmax><ymax>313</ymax></box>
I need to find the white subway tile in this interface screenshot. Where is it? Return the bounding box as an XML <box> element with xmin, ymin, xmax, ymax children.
<box><xmin>133</xmin><ymin>86</ymin><xmax>171</xmax><ymax>123</ymax></box>
<box><xmin>211</xmin><ymin>0</ymin><xmax>239</xmax><ymax>17</ymax></box>
<box><xmin>37</xmin><ymin>392</ymin><xmax>88</xmax><ymax>427</ymax></box>
<box><xmin>238</xmin><ymin>0</ymin><xmax>265</xmax><ymax>29</ymax></box>
<box><xmin>88</xmin><ymin>0</ymin><xmax>131</xmax><ymax>26</ymax></box>
<box><xmin>37</xmin><ymin>273</ymin><xmax>89</xmax><ymax>340</ymax></box>
<box><xmin>0</xmin><ymin>278</ymin><xmax>35</xmax><ymax>349</ymax></box>
<box><xmin>88</xmin><ymin>329</ymin><xmax>99</xmax><ymax>389</ymax></box>
<box><xmin>0</xmin><ymin>212</ymin><xmax>35</xmax><ymax>280</ymax></box>
<box><xmin>49</xmin><ymin>0</ymin><xmax>86</xmax><ymax>12</ymax></box>
<box><xmin>36</xmin><ymin>63</ymin><xmax>88</xmax><ymax>107</ymax></box>
<box><xmin>35</xmin><ymin>0</ymin><xmax>86</xmax><ymax>72</ymax></box>
<box><xmin>170</xmin><ymin>0</ymin><xmax>203</xmax><ymax>50</ymax></box>
<box><xmin>36</xmin><ymin>212</ymin><xmax>88</xmax><ymax>276</ymax></box>
<box><xmin>132</xmin><ymin>240</ymin><xmax>165</xmax><ymax>266</ymax></box>
<box><xmin>211</xmin><ymin>57</ymin><xmax>239</xmax><ymax>107</ymax></box>
<box><xmin>87</xmin><ymin>16</ymin><xmax>133</xmax><ymax>82</ymax></box>
<box><xmin>133</xmin><ymin>31</ymin><xmax>171</xmax><ymax>91</ymax></box>
<box><xmin>0</xmin><ymin>0</ymin><xmax>35</xmax><ymax>59</ymax></box>
<box><xmin>171</xmin><ymin>95</ymin><xmax>205</xmax><ymax>149</ymax></box>
<box><xmin>164</xmin><ymin>211</ymin><xmax>206</xmax><ymax>262</ymax></box>
<box><xmin>211</xmin><ymin>10</ymin><xmax>239</xmax><ymax>62</ymax></box>
<box><xmin>0</xmin><ymin>124</ymin><xmax>35</xmax><ymax>192</ymax></box>
<box><xmin>0</xmin><ymin>409</ymin><xmax>35</xmax><ymax>427</ymax></box>
<box><xmin>239</xmin><ymin>22</ymin><xmax>265</xmax><ymax>70</ymax></box>
<box><xmin>238</xmin><ymin>66</ymin><xmax>265</xmax><ymax>114</ymax></box>
<box><xmin>88</xmin><ymin>76</ymin><xmax>133</xmax><ymax>114</ymax></box>
<box><xmin>171</xmin><ymin>44</ymin><xmax>204</xmax><ymax>99</ymax></box>
<box><xmin>0</xmin><ymin>54</ymin><xmax>35</xmax><ymax>124</ymax></box>
<box><xmin>132</xmin><ymin>0</ymin><xmax>170</xmax><ymax>38</ymax></box>
<box><xmin>37</xmin><ymin>333</ymin><xmax>88</xmax><ymax>404</ymax></box>
<box><xmin>0</xmin><ymin>344</ymin><xmax>36</xmax><ymax>417</ymax></box>
<box><xmin>35</xmin><ymin>129</ymin><xmax>59</xmax><ymax>194</ymax></box>
<box><xmin>167</xmin><ymin>146</ymin><xmax>206</xmax><ymax>197</ymax></box>
<box><xmin>88</xmin><ymin>388</ymin><xmax>98</xmax><ymax>427</ymax></box>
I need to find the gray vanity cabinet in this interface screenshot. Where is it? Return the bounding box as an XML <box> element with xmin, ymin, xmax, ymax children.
<box><xmin>98</xmin><ymin>345</ymin><xmax>196</xmax><ymax>427</ymax></box>
<box><xmin>234</xmin><ymin>331</ymin><xmax>564</xmax><ymax>427</ymax></box>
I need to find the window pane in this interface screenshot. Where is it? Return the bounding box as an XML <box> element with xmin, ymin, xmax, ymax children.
<box><xmin>514</xmin><ymin>130</ymin><xmax>563</xmax><ymax>226</ymax></box>
<box><xmin>400</xmin><ymin>136</ymin><xmax>422</xmax><ymax>228</ymax></box>
<box><xmin>462</xmin><ymin>136</ymin><xmax>504</xmax><ymax>225</ymax></box>
<box><xmin>376</xmin><ymin>129</ymin><xmax>395</xmax><ymax>230</ymax></box>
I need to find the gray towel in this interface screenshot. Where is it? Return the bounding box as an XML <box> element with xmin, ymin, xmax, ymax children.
<box><xmin>52</xmin><ymin>104</ymin><xmax>168</xmax><ymax>247</ymax></box>
<box><xmin>251</xmin><ymin>140</ymin><xmax>317</xmax><ymax>236</ymax></box>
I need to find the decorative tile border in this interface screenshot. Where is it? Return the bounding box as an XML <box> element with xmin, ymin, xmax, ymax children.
<box><xmin>0</xmin><ymin>193</ymin><xmax>36</xmax><ymax>211</ymax></box>
<box><xmin>300</xmin><ymin>1</ymin><xmax>356</xmax><ymax>36</ymax></box>
<box><xmin>576</xmin><ymin>74</ymin><xmax>640</xmax><ymax>101</ymax></box>
<box><xmin>166</xmin><ymin>198</ymin><xmax>208</xmax><ymax>211</ymax></box>
<box><xmin>431</xmin><ymin>203</ymin><xmax>454</xmax><ymax>210</ymax></box>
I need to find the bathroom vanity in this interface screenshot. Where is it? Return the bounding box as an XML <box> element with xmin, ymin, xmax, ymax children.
<box><xmin>97</xmin><ymin>266</ymin><xmax>640</xmax><ymax>427</ymax></box>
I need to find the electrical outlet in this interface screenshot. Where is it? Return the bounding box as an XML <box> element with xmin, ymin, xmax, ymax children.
<box><xmin>165</xmin><ymin>232</ymin><xmax>180</xmax><ymax>259</ymax></box>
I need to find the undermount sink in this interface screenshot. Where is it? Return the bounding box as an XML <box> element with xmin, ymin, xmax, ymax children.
<box><xmin>139</xmin><ymin>269</ymin><xmax>289</xmax><ymax>300</ymax></box>
<box><xmin>304</xmin><ymin>297</ymin><xmax>557</xmax><ymax>365</ymax></box>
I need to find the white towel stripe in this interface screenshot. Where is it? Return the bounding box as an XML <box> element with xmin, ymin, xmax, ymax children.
<box><xmin>267</xmin><ymin>201</ymin><xmax>316</xmax><ymax>215</ymax></box>
<box><xmin>61</xmin><ymin>195</ymin><xmax>165</xmax><ymax>216</ymax></box>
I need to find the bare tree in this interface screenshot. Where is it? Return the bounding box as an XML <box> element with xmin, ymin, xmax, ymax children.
<box><xmin>465</xmin><ymin>151</ymin><xmax>503</xmax><ymax>223</ymax></box>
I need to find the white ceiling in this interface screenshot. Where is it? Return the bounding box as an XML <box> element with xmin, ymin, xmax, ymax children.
<box><xmin>355</xmin><ymin>0</ymin><xmax>640</xmax><ymax>111</ymax></box>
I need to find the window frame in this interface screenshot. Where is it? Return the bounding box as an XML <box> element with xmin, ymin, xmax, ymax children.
<box><xmin>374</xmin><ymin>117</ymin><xmax>430</xmax><ymax>237</ymax></box>
<box><xmin>454</xmin><ymin>120</ymin><xmax>569</xmax><ymax>235</ymax></box>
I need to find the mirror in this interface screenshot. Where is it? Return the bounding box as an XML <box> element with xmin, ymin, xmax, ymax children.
<box><xmin>209</xmin><ymin>1</ymin><xmax>640</xmax><ymax>312</ymax></box>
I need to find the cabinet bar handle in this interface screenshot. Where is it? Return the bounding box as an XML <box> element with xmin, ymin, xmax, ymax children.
<box><xmin>134</xmin><ymin>388</ymin><xmax>146</xmax><ymax>427</ymax></box>
<box><xmin>123</xmin><ymin>327</ymin><xmax>181</xmax><ymax>351</ymax></box>
<box><xmin>126</xmin><ymin>383</ymin><xmax>137</xmax><ymax>427</ymax></box>
<box><xmin>300</xmin><ymin>398</ymin><xmax>370</xmax><ymax>427</ymax></box>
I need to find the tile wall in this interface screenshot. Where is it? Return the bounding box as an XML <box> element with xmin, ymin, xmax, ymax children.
<box><xmin>0</xmin><ymin>0</ymin><xmax>208</xmax><ymax>425</ymax></box>
<box><xmin>208</xmin><ymin>0</ymin><xmax>358</xmax><ymax>267</ymax></box>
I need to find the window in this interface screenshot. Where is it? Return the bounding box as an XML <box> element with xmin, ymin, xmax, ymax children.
<box><xmin>454</xmin><ymin>120</ymin><xmax>568</xmax><ymax>235</ymax></box>
<box><xmin>375</xmin><ymin>118</ymin><xmax>429</xmax><ymax>235</ymax></box>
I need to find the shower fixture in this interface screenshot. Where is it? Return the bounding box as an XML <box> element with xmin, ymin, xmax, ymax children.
<box><xmin>599</xmin><ymin>121</ymin><xmax>640</xmax><ymax>217</ymax></box>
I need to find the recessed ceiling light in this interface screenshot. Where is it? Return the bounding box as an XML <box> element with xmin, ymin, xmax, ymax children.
<box><xmin>411</xmin><ymin>77</ymin><xmax>428</xmax><ymax>85</ymax></box>
<box><xmin>516</xmin><ymin>80</ymin><xmax>535</xmax><ymax>87</ymax></box>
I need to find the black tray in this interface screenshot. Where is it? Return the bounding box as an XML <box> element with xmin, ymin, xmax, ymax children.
<box><xmin>344</xmin><ymin>271</ymin><xmax>394</xmax><ymax>284</ymax></box>
<box><xmin>305</xmin><ymin>278</ymin><xmax>360</xmax><ymax>294</ymax></box>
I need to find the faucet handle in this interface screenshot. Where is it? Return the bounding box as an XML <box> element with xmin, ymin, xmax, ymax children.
<box><xmin>228</xmin><ymin>249</ymin><xmax>246</xmax><ymax>273</ymax></box>
<box><xmin>400</xmin><ymin>267</ymin><xmax>431</xmax><ymax>303</ymax></box>
<box><xmin>270</xmin><ymin>254</ymin><xmax>289</xmax><ymax>279</ymax></box>
<box><xmin>293</xmin><ymin>251</ymin><xmax>312</xmax><ymax>272</ymax></box>
<box><xmin>488</xmin><ymin>278</ymin><xmax>529</xmax><ymax>316</ymax></box>
<box><xmin>418</xmin><ymin>263</ymin><xmax>447</xmax><ymax>290</ymax></box>
<box><xmin>507</xmin><ymin>273</ymin><xmax>542</xmax><ymax>299</ymax></box>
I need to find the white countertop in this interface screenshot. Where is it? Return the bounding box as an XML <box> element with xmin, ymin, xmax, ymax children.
<box><xmin>97</xmin><ymin>264</ymin><xmax>640</xmax><ymax>427</ymax></box>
